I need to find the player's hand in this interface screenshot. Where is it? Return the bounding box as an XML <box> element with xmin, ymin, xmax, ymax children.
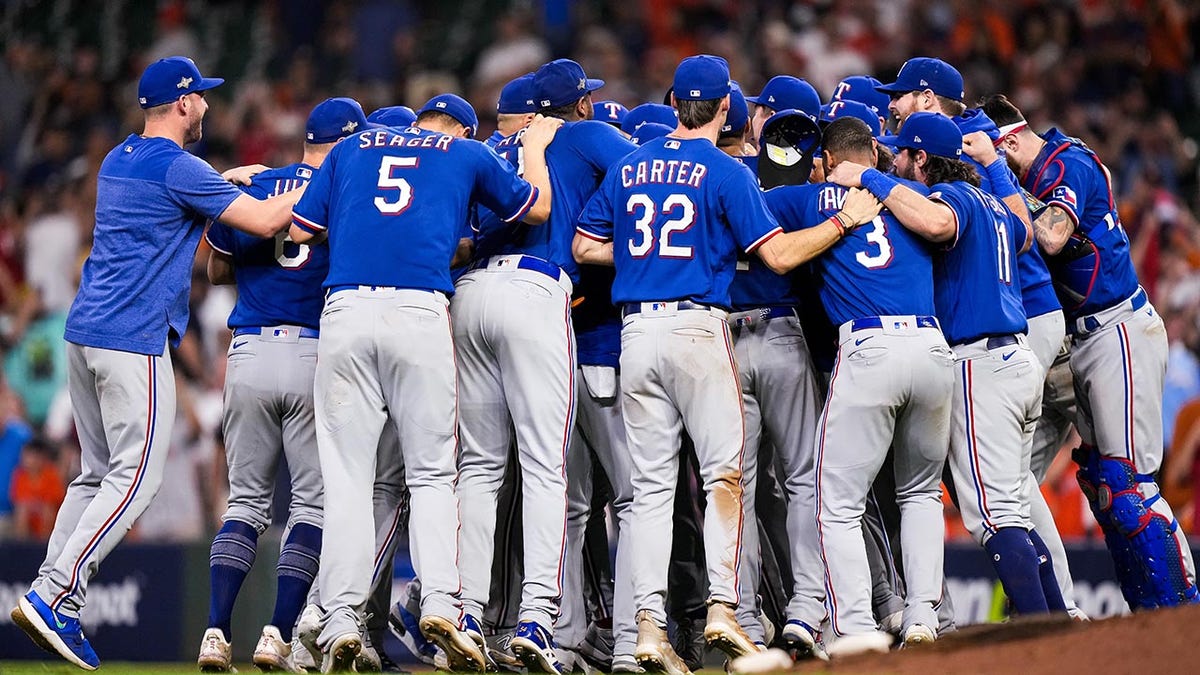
<box><xmin>839</xmin><ymin>187</ymin><xmax>882</xmax><ymax>228</ymax></box>
<box><xmin>961</xmin><ymin>130</ymin><xmax>999</xmax><ymax>165</ymax></box>
<box><xmin>521</xmin><ymin>114</ymin><xmax>565</xmax><ymax>151</ymax></box>
<box><xmin>222</xmin><ymin>164</ymin><xmax>271</xmax><ymax>186</ymax></box>
<box><xmin>827</xmin><ymin>161</ymin><xmax>869</xmax><ymax>188</ymax></box>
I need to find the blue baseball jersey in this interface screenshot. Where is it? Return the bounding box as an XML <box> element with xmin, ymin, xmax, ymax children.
<box><xmin>485</xmin><ymin>130</ymin><xmax>505</xmax><ymax>149</ymax></box>
<box><xmin>1021</xmin><ymin>128</ymin><xmax>1139</xmax><ymax>318</ymax></box>
<box><xmin>206</xmin><ymin>163</ymin><xmax>327</xmax><ymax>330</ymax></box>
<box><xmin>479</xmin><ymin>120</ymin><xmax>636</xmax><ymax>283</ymax></box>
<box><xmin>765</xmin><ymin>182</ymin><xmax>936</xmax><ymax>325</ymax></box>
<box><xmin>728</xmin><ymin>154</ymin><xmax>795</xmax><ymax>309</ymax></box>
<box><xmin>963</xmin><ymin>154</ymin><xmax>1060</xmax><ymax>320</ymax></box>
<box><xmin>292</xmin><ymin>127</ymin><xmax>537</xmax><ymax>294</ymax></box>
<box><xmin>65</xmin><ymin>135</ymin><xmax>243</xmax><ymax>355</ymax></box>
<box><xmin>578</xmin><ymin>136</ymin><xmax>783</xmax><ymax>307</ymax></box>
<box><xmin>573</xmin><ymin>264</ymin><xmax>621</xmax><ymax>368</ymax></box>
<box><xmin>930</xmin><ymin>181</ymin><xmax>1028</xmax><ymax>344</ymax></box>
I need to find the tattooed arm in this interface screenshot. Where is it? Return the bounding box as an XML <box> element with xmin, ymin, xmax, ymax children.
<box><xmin>1033</xmin><ymin>204</ymin><xmax>1074</xmax><ymax>255</ymax></box>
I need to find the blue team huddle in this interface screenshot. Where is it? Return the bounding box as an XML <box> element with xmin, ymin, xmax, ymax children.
<box><xmin>8</xmin><ymin>51</ymin><xmax>1198</xmax><ymax>675</ymax></box>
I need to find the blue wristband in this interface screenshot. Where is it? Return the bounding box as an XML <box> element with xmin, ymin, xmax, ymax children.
<box><xmin>860</xmin><ymin>168</ymin><xmax>899</xmax><ymax>202</ymax></box>
<box><xmin>984</xmin><ymin>159</ymin><xmax>1019</xmax><ymax>200</ymax></box>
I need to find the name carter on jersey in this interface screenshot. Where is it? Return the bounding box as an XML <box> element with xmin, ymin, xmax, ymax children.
<box><xmin>620</xmin><ymin>158</ymin><xmax>708</xmax><ymax>189</ymax></box>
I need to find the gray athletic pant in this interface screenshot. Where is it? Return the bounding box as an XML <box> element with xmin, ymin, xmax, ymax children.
<box><xmin>32</xmin><ymin>342</ymin><xmax>176</xmax><ymax>617</ymax></box>
<box><xmin>221</xmin><ymin>328</ymin><xmax>323</xmax><ymax>533</ymax></box>
<box><xmin>315</xmin><ymin>287</ymin><xmax>464</xmax><ymax>647</ymax></box>
<box><xmin>728</xmin><ymin>310</ymin><xmax>824</xmax><ymax>637</ymax></box>
<box><xmin>816</xmin><ymin>319</ymin><xmax>954</xmax><ymax>638</ymax></box>
<box><xmin>621</xmin><ymin>304</ymin><xmax>744</xmax><ymax>624</ymax></box>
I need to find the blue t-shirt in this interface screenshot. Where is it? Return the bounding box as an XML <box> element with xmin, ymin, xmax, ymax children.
<box><xmin>293</xmin><ymin>127</ymin><xmax>537</xmax><ymax>294</ymax></box>
<box><xmin>479</xmin><ymin>120</ymin><xmax>636</xmax><ymax>283</ymax></box>
<box><xmin>578</xmin><ymin>136</ymin><xmax>783</xmax><ymax>307</ymax></box>
<box><xmin>930</xmin><ymin>181</ymin><xmax>1029</xmax><ymax>345</ymax></box>
<box><xmin>1021</xmin><ymin>128</ymin><xmax>1139</xmax><ymax>318</ymax></box>
<box><xmin>65</xmin><ymin>135</ymin><xmax>243</xmax><ymax>355</ymax></box>
<box><xmin>765</xmin><ymin>183</ymin><xmax>936</xmax><ymax>325</ymax></box>
<box><xmin>207</xmin><ymin>163</ymin><xmax>327</xmax><ymax>330</ymax></box>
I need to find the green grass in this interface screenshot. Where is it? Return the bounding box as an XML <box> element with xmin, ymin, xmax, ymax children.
<box><xmin>1</xmin><ymin>664</ymin><xmax>215</xmax><ymax>674</ymax></box>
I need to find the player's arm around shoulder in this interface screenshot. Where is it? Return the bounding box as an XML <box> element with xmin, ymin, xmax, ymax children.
<box><xmin>828</xmin><ymin>161</ymin><xmax>956</xmax><ymax>243</ymax></box>
<box><xmin>756</xmin><ymin>186</ymin><xmax>880</xmax><ymax>274</ymax></box>
<box><xmin>518</xmin><ymin>114</ymin><xmax>565</xmax><ymax>224</ymax></box>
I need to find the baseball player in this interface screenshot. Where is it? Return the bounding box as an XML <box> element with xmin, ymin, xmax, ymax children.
<box><xmin>830</xmin><ymin>112</ymin><xmax>1064</xmax><ymax>618</ymax></box>
<box><xmin>746</xmin><ymin>75</ymin><xmax>821</xmax><ymax>147</ymax></box>
<box><xmin>595</xmin><ymin>100</ymin><xmax>630</xmax><ymax>131</ymax></box>
<box><xmin>985</xmin><ymin>94</ymin><xmax>1199</xmax><ymax>608</ymax></box>
<box><xmin>767</xmin><ymin>115</ymin><xmax>955</xmax><ymax>656</ymax></box>
<box><xmin>368</xmin><ymin>105</ymin><xmax>418</xmax><ymax>130</ymax></box>
<box><xmin>828</xmin><ymin>76</ymin><xmax>890</xmax><ymax>131</ymax></box>
<box><xmin>487</xmin><ymin>73</ymin><xmax>538</xmax><ymax>148</ymax></box>
<box><xmin>288</xmin><ymin>91</ymin><xmax>561</xmax><ymax>671</ymax></box>
<box><xmin>620</xmin><ymin>103</ymin><xmax>678</xmax><ymax>137</ymax></box>
<box><xmin>573</xmin><ymin>55</ymin><xmax>881</xmax><ymax>675</ymax></box>
<box><xmin>877</xmin><ymin>58</ymin><xmax>1081</xmax><ymax>617</ymax></box>
<box><xmin>720</xmin><ymin>96</ymin><xmax>827</xmax><ymax>657</ymax></box>
<box><xmin>8</xmin><ymin>56</ymin><xmax>301</xmax><ymax>672</ymax></box>
<box><xmin>196</xmin><ymin>97</ymin><xmax>370</xmax><ymax>673</ymax></box>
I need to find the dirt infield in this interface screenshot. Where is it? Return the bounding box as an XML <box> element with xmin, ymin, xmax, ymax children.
<box><xmin>795</xmin><ymin>604</ymin><xmax>1199</xmax><ymax>674</ymax></box>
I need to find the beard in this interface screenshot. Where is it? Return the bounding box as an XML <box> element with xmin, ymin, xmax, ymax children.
<box><xmin>896</xmin><ymin>159</ymin><xmax>917</xmax><ymax>182</ymax></box>
<box><xmin>185</xmin><ymin>116</ymin><xmax>203</xmax><ymax>145</ymax></box>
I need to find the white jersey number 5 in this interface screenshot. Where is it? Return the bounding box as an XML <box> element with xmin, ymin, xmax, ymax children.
<box><xmin>375</xmin><ymin>156</ymin><xmax>418</xmax><ymax>215</ymax></box>
<box><xmin>627</xmin><ymin>193</ymin><xmax>696</xmax><ymax>259</ymax></box>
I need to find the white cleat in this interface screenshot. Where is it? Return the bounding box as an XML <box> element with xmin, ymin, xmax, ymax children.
<box><xmin>254</xmin><ymin>625</ymin><xmax>301</xmax><ymax>672</ymax></box>
<box><xmin>199</xmin><ymin>627</ymin><xmax>236</xmax><ymax>672</ymax></box>
<box><xmin>900</xmin><ymin>624</ymin><xmax>936</xmax><ymax>648</ymax></box>
<box><xmin>729</xmin><ymin>647</ymin><xmax>794</xmax><ymax>674</ymax></box>
<box><xmin>419</xmin><ymin>615</ymin><xmax>486</xmax><ymax>672</ymax></box>
<box><xmin>703</xmin><ymin>603</ymin><xmax>757</xmax><ymax>661</ymax></box>
<box><xmin>296</xmin><ymin>605</ymin><xmax>324</xmax><ymax>669</ymax></box>
<box><xmin>634</xmin><ymin>610</ymin><xmax>692</xmax><ymax>675</ymax></box>
<box><xmin>320</xmin><ymin>632</ymin><xmax>362</xmax><ymax>673</ymax></box>
<box><xmin>291</xmin><ymin>636</ymin><xmax>317</xmax><ymax>672</ymax></box>
<box><xmin>826</xmin><ymin>630</ymin><xmax>892</xmax><ymax>658</ymax></box>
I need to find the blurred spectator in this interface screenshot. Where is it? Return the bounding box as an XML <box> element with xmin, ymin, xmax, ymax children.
<box><xmin>9</xmin><ymin>436</ymin><xmax>64</xmax><ymax>540</ymax></box>
<box><xmin>0</xmin><ymin>380</ymin><xmax>33</xmax><ymax>537</ymax></box>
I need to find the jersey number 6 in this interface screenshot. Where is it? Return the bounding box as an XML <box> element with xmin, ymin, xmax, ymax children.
<box><xmin>375</xmin><ymin>156</ymin><xmax>418</xmax><ymax>215</ymax></box>
<box><xmin>627</xmin><ymin>193</ymin><xmax>696</xmax><ymax>259</ymax></box>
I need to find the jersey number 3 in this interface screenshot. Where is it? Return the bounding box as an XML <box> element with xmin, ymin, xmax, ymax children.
<box><xmin>375</xmin><ymin>156</ymin><xmax>417</xmax><ymax>215</ymax></box>
<box><xmin>627</xmin><ymin>193</ymin><xmax>696</xmax><ymax>259</ymax></box>
<box><xmin>855</xmin><ymin>216</ymin><xmax>893</xmax><ymax>269</ymax></box>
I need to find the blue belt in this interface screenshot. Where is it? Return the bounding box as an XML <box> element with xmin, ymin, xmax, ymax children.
<box><xmin>233</xmin><ymin>326</ymin><xmax>320</xmax><ymax>339</ymax></box>
<box><xmin>622</xmin><ymin>300</ymin><xmax>711</xmax><ymax>318</ymax></box>
<box><xmin>731</xmin><ymin>306</ymin><xmax>796</xmax><ymax>327</ymax></box>
<box><xmin>1070</xmin><ymin>288</ymin><xmax>1148</xmax><ymax>335</ymax></box>
<box><xmin>849</xmin><ymin>315</ymin><xmax>939</xmax><ymax>332</ymax></box>
<box><xmin>473</xmin><ymin>255</ymin><xmax>565</xmax><ymax>283</ymax></box>
<box><xmin>985</xmin><ymin>335</ymin><xmax>1018</xmax><ymax>350</ymax></box>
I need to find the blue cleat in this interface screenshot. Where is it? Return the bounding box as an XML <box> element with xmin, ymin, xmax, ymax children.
<box><xmin>387</xmin><ymin>600</ymin><xmax>437</xmax><ymax>664</ymax></box>
<box><xmin>11</xmin><ymin>591</ymin><xmax>100</xmax><ymax>671</ymax></box>
<box><xmin>510</xmin><ymin>620</ymin><xmax>565</xmax><ymax>674</ymax></box>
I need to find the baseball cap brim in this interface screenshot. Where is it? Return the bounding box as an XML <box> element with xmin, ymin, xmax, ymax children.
<box><xmin>744</xmin><ymin>95</ymin><xmax>768</xmax><ymax>105</ymax></box>
<box><xmin>584</xmin><ymin>78</ymin><xmax>605</xmax><ymax>92</ymax></box>
<box><xmin>873</xmin><ymin>81</ymin><xmax>909</xmax><ymax>94</ymax></box>
<box><xmin>195</xmin><ymin>77</ymin><xmax>225</xmax><ymax>92</ymax></box>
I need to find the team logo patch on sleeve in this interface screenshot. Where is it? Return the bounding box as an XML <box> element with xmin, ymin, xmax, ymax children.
<box><xmin>1052</xmin><ymin>185</ymin><xmax>1077</xmax><ymax>210</ymax></box>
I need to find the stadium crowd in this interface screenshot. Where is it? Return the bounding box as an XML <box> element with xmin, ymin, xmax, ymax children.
<box><xmin>0</xmin><ymin>0</ymin><xmax>1198</xmax><ymax>547</ymax></box>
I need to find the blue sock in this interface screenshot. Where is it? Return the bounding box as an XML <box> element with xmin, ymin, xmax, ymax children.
<box><xmin>272</xmin><ymin>522</ymin><xmax>322</xmax><ymax>642</ymax></box>
<box><xmin>208</xmin><ymin>520</ymin><xmax>259</xmax><ymax>638</ymax></box>
<box><xmin>1028</xmin><ymin>529</ymin><xmax>1068</xmax><ymax>612</ymax></box>
<box><xmin>984</xmin><ymin>527</ymin><xmax>1049</xmax><ymax>615</ymax></box>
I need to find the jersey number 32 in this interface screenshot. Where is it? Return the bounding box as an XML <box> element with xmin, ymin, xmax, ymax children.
<box><xmin>627</xmin><ymin>193</ymin><xmax>696</xmax><ymax>259</ymax></box>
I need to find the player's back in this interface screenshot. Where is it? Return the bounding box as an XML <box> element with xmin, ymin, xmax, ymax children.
<box><xmin>208</xmin><ymin>163</ymin><xmax>327</xmax><ymax>330</ymax></box>
<box><xmin>595</xmin><ymin>136</ymin><xmax>773</xmax><ymax>307</ymax></box>
<box><xmin>488</xmin><ymin>120</ymin><xmax>635</xmax><ymax>281</ymax></box>
<box><xmin>765</xmin><ymin>182</ymin><xmax>936</xmax><ymax>325</ymax></box>
<box><xmin>301</xmin><ymin>127</ymin><xmax>534</xmax><ymax>294</ymax></box>
<box><xmin>1025</xmin><ymin>129</ymin><xmax>1138</xmax><ymax>316</ymax></box>
<box><xmin>931</xmin><ymin>181</ymin><xmax>1028</xmax><ymax>344</ymax></box>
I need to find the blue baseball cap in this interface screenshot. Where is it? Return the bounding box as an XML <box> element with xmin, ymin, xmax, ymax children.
<box><xmin>953</xmin><ymin>107</ymin><xmax>1000</xmax><ymax>142</ymax></box>
<box><xmin>746</xmin><ymin>75</ymin><xmax>821</xmax><ymax>119</ymax></box>
<box><xmin>498</xmin><ymin>73</ymin><xmax>538</xmax><ymax>114</ymax></box>
<box><xmin>720</xmin><ymin>81</ymin><xmax>749</xmax><ymax>138</ymax></box>
<box><xmin>621</xmin><ymin>103</ymin><xmax>677</xmax><ymax>135</ymax></box>
<box><xmin>306</xmin><ymin>98</ymin><xmax>372</xmax><ymax>143</ymax></box>
<box><xmin>631</xmin><ymin>122</ymin><xmax>674</xmax><ymax>146</ymax></box>
<box><xmin>594</xmin><ymin>100</ymin><xmax>629</xmax><ymax>127</ymax></box>
<box><xmin>416</xmin><ymin>93</ymin><xmax>479</xmax><ymax>138</ymax></box>
<box><xmin>875</xmin><ymin>57</ymin><xmax>964</xmax><ymax>102</ymax></box>
<box><xmin>830</xmin><ymin>75</ymin><xmax>889</xmax><ymax>121</ymax></box>
<box><xmin>533</xmin><ymin>59</ymin><xmax>604</xmax><ymax>109</ymax></box>
<box><xmin>672</xmin><ymin>55</ymin><xmax>732</xmax><ymax>101</ymax></box>
<box><xmin>890</xmin><ymin>111</ymin><xmax>962</xmax><ymax>159</ymax></box>
<box><xmin>367</xmin><ymin>105</ymin><xmax>417</xmax><ymax>129</ymax></box>
<box><xmin>820</xmin><ymin>100</ymin><xmax>882</xmax><ymax>136</ymax></box>
<box><xmin>137</xmin><ymin>56</ymin><xmax>224</xmax><ymax>108</ymax></box>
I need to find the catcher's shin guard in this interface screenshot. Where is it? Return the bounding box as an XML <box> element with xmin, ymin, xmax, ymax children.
<box><xmin>1090</xmin><ymin>451</ymin><xmax>1198</xmax><ymax>607</ymax></box>
<box><xmin>1073</xmin><ymin>446</ymin><xmax>1154</xmax><ymax>609</ymax></box>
